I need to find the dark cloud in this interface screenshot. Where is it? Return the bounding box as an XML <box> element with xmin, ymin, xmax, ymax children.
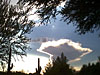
<box><xmin>29</xmin><ymin>37</ymin><xmax>54</xmax><ymax>43</ymax></box>
<box><xmin>37</xmin><ymin>39</ymin><xmax>92</xmax><ymax>63</ymax></box>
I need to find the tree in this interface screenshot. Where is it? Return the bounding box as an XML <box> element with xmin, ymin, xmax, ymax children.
<box><xmin>0</xmin><ymin>0</ymin><xmax>35</xmax><ymax>73</ymax></box>
<box><xmin>43</xmin><ymin>53</ymin><xmax>74</xmax><ymax>75</ymax></box>
<box><xmin>78</xmin><ymin>59</ymin><xmax>100</xmax><ymax>75</ymax></box>
<box><xmin>98</xmin><ymin>56</ymin><xmax>100</xmax><ymax>62</ymax></box>
<box><xmin>61</xmin><ymin>0</ymin><xmax>100</xmax><ymax>34</ymax></box>
<box><xmin>17</xmin><ymin>0</ymin><xmax>65</xmax><ymax>24</ymax></box>
<box><xmin>1</xmin><ymin>62</ymin><xmax>6</xmax><ymax>72</ymax></box>
<box><xmin>18</xmin><ymin>0</ymin><xmax>100</xmax><ymax>35</ymax></box>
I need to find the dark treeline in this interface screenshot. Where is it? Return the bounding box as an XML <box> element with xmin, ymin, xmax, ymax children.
<box><xmin>43</xmin><ymin>53</ymin><xmax>100</xmax><ymax>75</ymax></box>
<box><xmin>0</xmin><ymin>71</ymin><xmax>28</xmax><ymax>75</ymax></box>
<box><xmin>0</xmin><ymin>53</ymin><xmax>100</xmax><ymax>75</ymax></box>
<box><xmin>77</xmin><ymin>61</ymin><xmax>100</xmax><ymax>75</ymax></box>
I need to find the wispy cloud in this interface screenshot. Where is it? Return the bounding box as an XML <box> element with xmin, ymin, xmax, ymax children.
<box><xmin>29</xmin><ymin>37</ymin><xmax>54</xmax><ymax>43</ymax></box>
<box><xmin>37</xmin><ymin>39</ymin><xmax>93</xmax><ymax>63</ymax></box>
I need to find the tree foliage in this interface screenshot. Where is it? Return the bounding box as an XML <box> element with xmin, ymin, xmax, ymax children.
<box><xmin>61</xmin><ymin>0</ymin><xmax>100</xmax><ymax>34</ymax></box>
<box><xmin>43</xmin><ymin>53</ymin><xmax>74</xmax><ymax>75</ymax></box>
<box><xmin>0</xmin><ymin>0</ymin><xmax>35</xmax><ymax>70</ymax></box>
<box><xmin>17</xmin><ymin>0</ymin><xmax>65</xmax><ymax>24</ymax></box>
<box><xmin>78</xmin><ymin>60</ymin><xmax>100</xmax><ymax>75</ymax></box>
<box><xmin>18</xmin><ymin>0</ymin><xmax>100</xmax><ymax>34</ymax></box>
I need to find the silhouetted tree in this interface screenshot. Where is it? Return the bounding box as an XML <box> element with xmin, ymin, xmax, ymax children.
<box><xmin>44</xmin><ymin>60</ymin><xmax>52</xmax><ymax>75</ymax></box>
<box><xmin>43</xmin><ymin>53</ymin><xmax>74</xmax><ymax>75</ymax></box>
<box><xmin>0</xmin><ymin>71</ymin><xmax>29</xmax><ymax>75</ymax></box>
<box><xmin>17</xmin><ymin>0</ymin><xmax>100</xmax><ymax>35</ymax></box>
<box><xmin>98</xmin><ymin>56</ymin><xmax>100</xmax><ymax>62</ymax></box>
<box><xmin>1</xmin><ymin>62</ymin><xmax>6</xmax><ymax>72</ymax></box>
<box><xmin>78</xmin><ymin>59</ymin><xmax>100</xmax><ymax>75</ymax></box>
<box><xmin>61</xmin><ymin>0</ymin><xmax>100</xmax><ymax>34</ymax></box>
<box><xmin>0</xmin><ymin>0</ymin><xmax>35</xmax><ymax>73</ymax></box>
<box><xmin>17</xmin><ymin>0</ymin><xmax>65</xmax><ymax>24</ymax></box>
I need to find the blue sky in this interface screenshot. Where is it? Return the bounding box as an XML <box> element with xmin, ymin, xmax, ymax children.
<box><xmin>26</xmin><ymin>16</ymin><xmax>100</xmax><ymax>70</ymax></box>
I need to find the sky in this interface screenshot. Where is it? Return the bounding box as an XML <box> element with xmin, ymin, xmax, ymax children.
<box><xmin>8</xmin><ymin>0</ymin><xmax>100</xmax><ymax>73</ymax></box>
<box><xmin>11</xmin><ymin>17</ymin><xmax>100</xmax><ymax>73</ymax></box>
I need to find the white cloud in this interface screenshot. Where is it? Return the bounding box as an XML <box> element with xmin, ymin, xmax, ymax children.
<box><xmin>37</xmin><ymin>39</ymin><xmax>93</xmax><ymax>63</ymax></box>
